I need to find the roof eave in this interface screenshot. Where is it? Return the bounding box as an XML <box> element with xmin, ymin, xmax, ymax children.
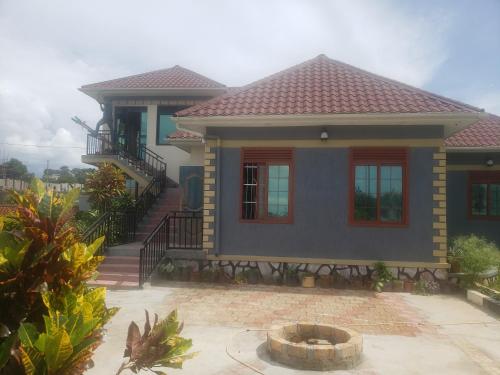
<box><xmin>174</xmin><ymin>112</ymin><xmax>485</xmax><ymax>137</ymax></box>
<box><xmin>79</xmin><ymin>87</ymin><xmax>227</xmax><ymax>102</ymax></box>
<box><xmin>446</xmin><ymin>146</ymin><xmax>500</xmax><ymax>153</ymax></box>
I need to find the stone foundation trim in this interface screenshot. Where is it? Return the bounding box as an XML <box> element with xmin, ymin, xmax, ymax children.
<box><xmin>206</xmin><ymin>254</ymin><xmax>450</xmax><ymax>269</ymax></box>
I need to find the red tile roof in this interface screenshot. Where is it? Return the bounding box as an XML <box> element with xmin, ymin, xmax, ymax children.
<box><xmin>177</xmin><ymin>54</ymin><xmax>481</xmax><ymax>117</ymax></box>
<box><xmin>445</xmin><ymin>114</ymin><xmax>500</xmax><ymax>148</ymax></box>
<box><xmin>167</xmin><ymin>130</ymin><xmax>201</xmax><ymax>141</ymax></box>
<box><xmin>81</xmin><ymin>65</ymin><xmax>225</xmax><ymax>90</ymax></box>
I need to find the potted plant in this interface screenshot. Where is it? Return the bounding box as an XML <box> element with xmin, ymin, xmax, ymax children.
<box><xmin>284</xmin><ymin>265</ymin><xmax>299</xmax><ymax>286</ymax></box>
<box><xmin>201</xmin><ymin>268</ymin><xmax>215</xmax><ymax>282</ymax></box>
<box><xmin>319</xmin><ymin>274</ymin><xmax>332</xmax><ymax>288</ymax></box>
<box><xmin>214</xmin><ymin>266</ymin><xmax>227</xmax><ymax>283</ymax></box>
<box><xmin>273</xmin><ymin>274</ymin><xmax>284</xmax><ymax>285</ymax></box>
<box><xmin>404</xmin><ymin>279</ymin><xmax>415</xmax><ymax>292</ymax></box>
<box><xmin>246</xmin><ymin>268</ymin><xmax>260</xmax><ymax>284</ymax></box>
<box><xmin>180</xmin><ymin>265</ymin><xmax>192</xmax><ymax>281</ymax></box>
<box><xmin>372</xmin><ymin>262</ymin><xmax>393</xmax><ymax>293</ymax></box>
<box><xmin>301</xmin><ymin>272</ymin><xmax>315</xmax><ymax>288</ymax></box>
<box><xmin>351</xmin><ymin>275</ymin><xmax>363</xmax><ymax>289</ymax></box>
<box><xmin>190</xmin><ymin>267</ymin><xmax>201</xmax><ymax>282</ymax></box>
<box><xmin>332</xmin><ymin>271</ymin><xmax>346</xmax><ymax>289</ymax></box>
<box><xmin>157</xmin><ymin>263</ymin><xmax>175</xmax><ymax>280</ymax></box>
<box><xmin>392</xmin><ymin>279</ymin><xmax>404</xmax><ymax>292</ymax></box>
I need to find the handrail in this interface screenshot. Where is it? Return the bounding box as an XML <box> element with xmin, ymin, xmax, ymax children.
<box><xmin>139</xmin><ymin>214</ymin><xmax>169</xmax><ymax>286</ymax></box>
<box><xmin>86</xmin><ymin>132</ymin><xmax>167</xmax><ymax>180</ymax></box>
<box><xmin>139</xmin><ymin>211</ymin><xmax>202</xmax><ymax>286</ymax></box>
<box><xmin>82</xmin><ymin>211</ymin><xmax>111</xmax><ymax>256</ymax></box>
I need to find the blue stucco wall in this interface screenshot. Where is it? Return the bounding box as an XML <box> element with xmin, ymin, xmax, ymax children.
<box><xmin>217</xmin><ymin>147</ymin><xmax>436</xmax><ymax>262</ymax></box>
<box><xmin>447</xmin><ymin>170</ymin><xmax>500</xmax><ymax>245</ymax></box>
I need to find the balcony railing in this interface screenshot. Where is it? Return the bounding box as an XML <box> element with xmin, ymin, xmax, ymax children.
<box><xmin>86</xmin><ymin>131</ymin><xmax>167</xmax><ymax>181</ymax></box>
<box><xmin>139</xmin><ymin>211</ymin><xmax>203</xmax><ymax>286</ymax></box>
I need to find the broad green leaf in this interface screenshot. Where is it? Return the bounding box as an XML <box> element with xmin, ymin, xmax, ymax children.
<box><xmin>30</xmin><ymin>178</ymin><xmax>46</xmax><ymax>201</ymax></box>
<box><xmin>19</xmin><ymin>346</ymin><xmax>44</xmax><ymax>375</ymax></box>
<box><xmin>0</xmin><ymin>333</ymin><xmax>16</xmax><ymax>369</ymax></box>
<box><xmin>87</xmin><ymin>236</ymin><xmax>105</xmax><ymax>257</ymax></box>
<box><xmin>18</xmin><ymin>323</ymin><xmax>39</xmax><ymax>348</ymax></box>
<box><xmin>60</xmin><ymin>188</ymin><xmax>80</xmax><ymax>217</ymax></box>
<box><xmin>0</xmin><ymin>216</ymin><xmax>4</xmax><ymax>231</ymax></box>
<box><xmin>43</xmin><ymin>328</ymin><xmax>73</xmax><ymax>373</ymax></box>
<box><xmin>35</xmin><ymin>333</ymin><xmax>47</xmax><ymax>353</ymax></box>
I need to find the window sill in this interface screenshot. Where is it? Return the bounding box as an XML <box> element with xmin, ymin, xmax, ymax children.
<box><xmin>469</xmin><ymin>215</ymin><xmax>500</xmax><ymax>221</ymax></box>
<box><xmin>348</xmin><ymin>221</ymin><xmax>408</xmax><ymax>228</ymax></box>
<box><xmin>239</xmin><ymin>218</ymin><xmax>294</xmax><ymax>224</ymax></box>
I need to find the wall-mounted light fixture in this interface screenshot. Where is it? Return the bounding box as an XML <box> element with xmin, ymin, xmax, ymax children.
<box><xmin>485</xmin><ymin>159</ymin><xmax>494</xmax><ymax>167</ymax></box>
<box><xmin>320</xmin><ymin>129</ymin><xmax>328</xmax><ymax>141</ymax></box>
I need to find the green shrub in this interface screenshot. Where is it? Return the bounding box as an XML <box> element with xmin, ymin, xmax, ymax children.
<box><xmin>448</xmin><ymin>235</ymin><xmax>500</xmax><ymax>278</ymax></box>
<box><xmin>372</xmin><ymin>261</ymin><xmax>393</xmax><ymax>292</ymax></box>
<box><xmin>0</xmin><ymin>180</ymin><xmax>117</xmax><ymax>374</ymax></box>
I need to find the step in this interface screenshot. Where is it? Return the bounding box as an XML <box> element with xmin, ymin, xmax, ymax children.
<box><xmin>96</xmin><ymin>272</ymin><xmax>139</xmax><ymax>283</ymax></box>
<box><xmin>100</xmin><ymin>256</ymin><xmax>140</xmax><ymax>265</ymax></box>
<box><xmin>88</xmin><ymin>279</ymin><xmax>139</xmax><ymax>289</ymax></box>
<box><xmin>99</xmin><ymin>263</ymin><xmax>139</xmax><ymax>273</ymax></box>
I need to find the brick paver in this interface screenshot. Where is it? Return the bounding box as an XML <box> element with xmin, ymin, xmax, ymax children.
<box><xmin>163</xmin><ymin>282</ymin><xmax>436</xmax><ymax>336</ymax></box>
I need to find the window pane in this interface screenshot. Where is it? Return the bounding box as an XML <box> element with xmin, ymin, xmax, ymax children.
<box><xmin>471</xmin><ymin>184</ymin><xmax>488</xmax><ymax>216</ymax></box>
<box><xmin>491</xmin><ymin>184</ymin><xmax>500</xmax><ymax>216</ymax></box>
<box><xmin>380</xmin><ymin>166</ymin><xmax>403</xmax><ymax>222</ymax></box>
<box><xmin>268</xmin><ymin>165</ymin><xmax>289</xmax><ymax>217</ymax></box>
<box><xmin>242</xmin><ymin>164</ymin><xmax>258</xmax><ymax>219</ymax></box>
<box><xmin>157</xmin><ymin>114</ymin><xmax>177</xmax><ymax>144</ymax></box>
<box><xmin>354</xmin><ymin>165</ymin><xmax>377</xmax><ymax>221</ymax></box>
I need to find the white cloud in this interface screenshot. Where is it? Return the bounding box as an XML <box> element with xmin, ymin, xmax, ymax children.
<box><xmin>469</xmin><ymin>92</ymin><xmax>500</xmax><ymax>116</ymax></box>
<box><xmin>0</xmin><ymin>0</ymin><xmax>454</xmax><ymax>174</ymax></box>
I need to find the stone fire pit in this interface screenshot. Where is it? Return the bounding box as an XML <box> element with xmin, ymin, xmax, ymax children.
<box><xmin>267</xmin><ymin>323</ymin><xmax>362</xmax><ymax>370</ymax></box>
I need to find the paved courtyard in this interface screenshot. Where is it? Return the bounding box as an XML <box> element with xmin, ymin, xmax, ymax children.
<box><xmin>88</xmin><ymin>283</ymin><xmax>500</xmax><ymax>375</ymax></box>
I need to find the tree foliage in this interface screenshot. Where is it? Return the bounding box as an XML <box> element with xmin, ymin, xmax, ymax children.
<box><xmin>0</xmin><ymin>159</ymin><xmax>30</xmax><ymax>180</ymax></box>
<box><xmin>84</xmin><ymin>164</ymin><xmax>126</xmax><ymax>212</ymax></box>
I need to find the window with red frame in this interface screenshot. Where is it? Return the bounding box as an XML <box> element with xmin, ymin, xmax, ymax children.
<box><xmin>470</xmin><ymin>171</ymin><xmax>500</xmax><ymax>219</ymax></box>
<box><xmin>241</xmin><ymin>148</ymin><xmax>293</xmax><ymax>223</ymax></box>
<box><xmin>350</xmin><ymin>148</ymin><xmax>408</xmax><ymax>225</ymax></box>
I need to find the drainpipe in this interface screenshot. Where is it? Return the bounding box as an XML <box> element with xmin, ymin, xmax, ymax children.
<box><xmin>205</xmin><ymin>135</ymin><xmax>222</xmax><ymax>255</ymax></box>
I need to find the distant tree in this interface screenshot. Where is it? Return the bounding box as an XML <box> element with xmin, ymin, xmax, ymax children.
<box><xmin>0</xmin><ymin>158</ymin><xmax>29</xmax><ymax>180</ymax></box>
<box><xmin>58</xmin><ymin>165</ymin><xmax>76</xmax><ymax>183</ymax></box>
<box><xmin>72</xmin><ymin>167</ymin><xmax>95</xmax><ymax>184</ymax></box>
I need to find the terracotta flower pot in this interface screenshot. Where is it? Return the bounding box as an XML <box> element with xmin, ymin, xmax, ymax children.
<box><xmin>404</xmin><ymin>280</ymin><xmax>415</xmax><ymax>293</ymax></box>
<box><xmin>319</xmin><ymin>275</ymin><xmax>332</xmax><ymax>288</ymax></box>
<box><xmin>392</xmin><ymin>280</ymin><xmax>404</xmax><ymax>292</ymax></box>
<box><xmin>190</xmin><ymin>271</ymin><xmax>200</xmax><ymax>282</ymax></box>
<box><xmin>302</xmin><ymin>275</ymin><xmax>315</xmax><ymax>288</ymax></box>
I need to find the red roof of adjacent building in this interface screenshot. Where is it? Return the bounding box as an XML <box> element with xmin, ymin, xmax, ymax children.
<box><xmin>445</xmin><ymin>114</ymin><xmax>500</xmax><ymax>148</ymax></box>
<box><xmin>81</xmin><ymin>65</ymin><xmax>225</xmax><ymax>91</ymax></box>
<box><xmin>176</xmin><ymin>54</ymin><xmax>481</xmax><ymax>117</ymax></box>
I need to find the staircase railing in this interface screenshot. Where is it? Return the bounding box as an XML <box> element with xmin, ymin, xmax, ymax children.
<box><xmin>139</xmin><ymin>211</ymin><xmax>203</xmax><ymax>286</ymax></box>
<box><xmin>86</xmin><ymin>131</ymin><xmax>167</xmax><ymax>181</ymax></box>
<box><xmin>82</xmin><ymin>211</ymin><xmax>111</xmax><ymax>256</ymax></box>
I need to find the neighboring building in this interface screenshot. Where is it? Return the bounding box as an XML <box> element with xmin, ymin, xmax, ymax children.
<box><xmin>445</xmin><ymin>114</ymin><xmax>500</xmax><ymax>245</ymax></box>
<box><xmin>79</xmin><ymin>54</ymin><xmax>499</xmax><ymax>281</ymax></box>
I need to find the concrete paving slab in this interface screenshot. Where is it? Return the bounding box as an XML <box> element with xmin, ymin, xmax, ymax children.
<box><xmin>87</xmin><ymin>285</ymin><xmax>500</xmax><ymax>375</ymax></box>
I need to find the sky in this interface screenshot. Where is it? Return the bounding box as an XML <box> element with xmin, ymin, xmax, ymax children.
<box><xmin>0</xmin><ymin>0</ymin><xmax>499</xmax><ymax>175</ymax></box>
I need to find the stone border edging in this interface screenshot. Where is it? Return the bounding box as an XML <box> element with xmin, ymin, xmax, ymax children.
<box><xmin>466</xmin><ymin>289</ymin><xmax>500</xmax><ymax>315</ymax></box>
